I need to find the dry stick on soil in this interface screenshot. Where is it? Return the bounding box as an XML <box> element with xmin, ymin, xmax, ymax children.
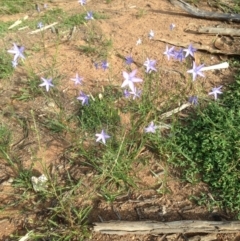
<box><xmin>155</xmin><ymin>38</ymin><xmax>240</xmax><ymax>55</ymax></box>
<box><xmin>93</xmin><ymin>220</ymin><xmax>240</xmax><ymax>235</ymax></box>
<box><xmin>186</xmin><ymin>26</ymin><xmax>240</xmax><ymax>37</ymax></box>
<box><xmin>160</xmin><ymin>102</ymin><xmax>191</xmax><ymax>119</ymax></box>
<box><xmin>28</xmin><ymin>22</ymin><xmax>58</xmax><ymax>35</ymax></box>
<box><xmin>169</xmin><ymin>0</ymin><xmax>240</xmax><ymax>22</ymax></box>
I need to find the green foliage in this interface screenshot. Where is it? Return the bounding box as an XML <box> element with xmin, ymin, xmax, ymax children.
<box><xmin>0</xmin><ymin>0</ymin><xmax>34</xmax><ymax>14</ymax></box>
<box><xmin>0</xmin><ymin>125</ymin><xmax>11</xmax><ymax>156</ymax></box>
<box><xmin>0</xmin><ymin>21</ymin><xmax>12</xmax><ymax>36</ymax></box>
<box><xmin>63</xmin><ymin>13</ymin><xmax>86</xmax><ymax>27</ymax></box>
<box><xmin>78</xmin><ymin>38</ymin><xmax>112</xmax><ymax>59</ymax></box>
<box><xmin>0</xmin><ymin>50</ymin><xmax>14</xmax><ymax>79</ymax></box>
<box><xmin>12</xmin><ymin>168</ymin><xmax>33</xmax><ymax>190</ymax></box>
<box><xmin>12</xmin><ymin>75</ymin><xmax>42</xmax><ymax>101</ymax></box>
<box><xmin>42</xmin><ymin>8</ymin><xmax>64</xmax><ymax>24</ymax></box>
<box><xmin>155</xmin><ymin>77</ymin><xmax>240</xmax><ymax>213</ymax></box>
<box><xmin>78</xmin><ymin>93</ymin><xmax>120</xmax><ymax>132</ymax></box>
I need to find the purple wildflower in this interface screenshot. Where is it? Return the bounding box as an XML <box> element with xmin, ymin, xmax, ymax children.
<box><xmin>187</xmin><ymin>62</ymin><xmax>205</xmax><ymax>81</ymax></box>
<box><xmin>39</xmin><ymin>77</ymin><xmax>54</xmax><ymax>92</ymax></box>
<box><xmin>184</xmin><ymin>44</ymin><xmax>197</xmax><ymax>58</ymax></box>
<box><xmin>163</xmin><ymin>45</ymin><xmax>175</xmax><ymax>61</ymax></box>
<box><xmin>85</xmin><ymin>11</ymin><xmax>94</xmax><ymax>20</ymax></box>
<box><xmin>95</xmin><ymin>130</ymin><xmax>110</xmax><ymax>144</ymax></box>
<box><xmin>121</xmin><ymin>69</ymin><xmax>143</xmax><ymax>92</ymax></box>
<box><xmin>188</xmin><ymin>96</ymin><xmax>198</xmax><ymax>105</ymax></box>
<box><xmin>77</xmin><ymin>91</ymin><xmax>89</xmax><ymax>105</ymax></box>
<box><xmin>125</xmin><ymin>56</ymin><xmax>133</xmax><ymax>65</ymax></box>
<box><xmin>8</xmin><ymin>43</ymin><xmax>25</xmax><ymax>62</ymax></box>
<box><xmin>170</xmin><ymin>23</ymin><xmax>175</xmax><ymax>30</ymax></box>
<box><xmin>37</xmin><ymin>22</ymin><xmax>44</xmax><ymax>29</ymax></box>
<box><xmin>71</xmin><ymin>73</ymin><xmax>83</xmax><ymax>85</ymax></box>
<box><xmin>101</xmin><ymin>60</ymin><xmax>109</xmax><ymax>70</ymax></box>
<box><xmin>144</xmin><ymin>121</ymin><xmax>157</xmax><ymax>133</ymax></box>
<box><xmin>208</xmin><ymin>86</ymin><xmax>223</xmax><ymax>100</ymax></box>
<box><xmin>174</xmin><ymin>48</ymin><xmax>185</xmax><ymax>62</ymax></box>
<box><xmin>12</xmin><ymin>60</ymin><xmax>18</xmax><ymax>68</ymax></box>
<box><xmin>129</xmin><ymin>87</ymin><xmax>141</xmax><ymax>100</ymax></box>
<box><xmin>144</xmin><ymin>58</ymin><xmax>157</xmax><ymax>73</ymax></box>
<box><xmin>123</xmin><ymin>89</ymin><xmax>130</xmax><ymax>98</ymax></box>
<box><xmin>148</xmin><ymin>30</ymin><xmax>154</xmax><ymax>39</ymax></box>
<box><xmin>78</xmin><ymin>0</ymin><xmax>86</xmax><ymax>5</ymax></box>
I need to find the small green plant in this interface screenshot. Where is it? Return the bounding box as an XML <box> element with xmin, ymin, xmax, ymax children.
<box><xmin>154</xmin><ymin>76</ymin><xmax>240</xmax><ymax>215</ymax></box>
<box><xmin>12</xmin><ymin>75</ymin><xmax>42</xmax><ymax>101</ymax></box>
<box><xmin>0</xmin><ymin>124</ymin><xmax>11</xmax><ymax>157</ymax></box>
<box><xmin>0</xmin><ymin>50</ymin><xmax>14</xmax><ymax>79</ymax></box>
<box><xmin>77</xmin><ymin>92</ymin><xmax>120</xmax><ymax>132</ymax></box>
<box><xmin>63</xmin><ymin>13</ymin><xmax>86</xmax><ymax>27</ymax></box>
<box><xmin>0</xmin><ymin>0</ymin><xmax>34</xmax><ymax>14</ymax></box>
<box><xmin>0</xmin><ymin>21</ymin><xmax>13</xmax><ymax>36</ymax></box>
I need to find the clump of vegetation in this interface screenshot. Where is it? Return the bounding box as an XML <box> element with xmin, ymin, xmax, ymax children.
<box><xmin>0</xmin><ymin>0</ymin><xmax>34</xmax><ymax>14</ymax></box>
<box><xmin>0</xmin><ymin>124</ymin><xmax>11</xmax><ymax>156</ymax></box>
<box><xmin>77</xmin><ymin>92</ymin><xmax>121</xmax><ymax>132</ymax></box>
<box><xmin>153</xmin><ymin>76</ymin><xmax>240</xmax><ymax>215</ymax></box>
<box><xmin>0</xmin><ymin>50</ymin><xmax>14</xmax><ymax>79</ymax></box>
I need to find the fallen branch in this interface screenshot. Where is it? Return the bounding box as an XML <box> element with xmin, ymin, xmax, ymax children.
<box><xmin>28</xmin><ymin>22</ymin><xmax>58</xmax><ymax>35</ymax></box>
<box><xmin>93</xmin><ymin>220</ymin><xmax>240</xmax><ymax>235</ymax></box>
<box><xmin>169</xmin><ymin>0</ymin><xmax>240</xmax><ymax>22</ymax></box>
<box><xmin>186</xmin><ymin>26</ymin><xmax>240</xmax><ymax>37</ymax></box>
<box><xmin>160</xmin><ymin>103</ymin><xmax>191</xmax><ymax>119</ymax></box>
<box><xmin>8</xmin><ymin>15</ymin><xmax>28</xmax><ymax>29</ymax></box>
<box><xmin>155</xmin><ymin>38</ymin><xmax>240</xmax><ymax>55</ymax></box>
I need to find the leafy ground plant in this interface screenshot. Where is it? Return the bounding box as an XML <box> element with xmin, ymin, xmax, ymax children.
<box><xmin>152</xmin><ymin>76</ymin><xmax>240</xmax><ymax>216</ymax></box>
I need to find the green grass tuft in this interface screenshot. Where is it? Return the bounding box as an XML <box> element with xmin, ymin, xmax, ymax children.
<box><xmin>77</xmin><ymin>92</ymin><xmax>120</xmax><ymax>132</ymax></box>
<box><xmin>0</xmin><ymin>0</ymin><xmax>34</xmax><ymax>15</ymax></box>
<box><xmin>0</xmin><ymin>50</ymin><xmax>14</xmax><ymax>79</ymax></box>
<box><xmin>153</xmin><ymin>76</ymin><xmax>240</xmax><ymax>214</ymax></box>
<box><xmin>0</xmin><ymin>124</ymin><xmax>11</xmax><ymax>157</ymax></box>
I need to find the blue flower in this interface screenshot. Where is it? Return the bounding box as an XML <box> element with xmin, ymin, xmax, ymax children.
<box><xmin>85</xmin><ymin>11</ymin><xmax>94</xmax><ymax>20</ymax></box>
<box><xmin>129</xmin><ymin>87</ymin><xmax>141</xmax><ymax>100</ymax></box>
<box><xmin>187</xmin><ymin>61</ymin><xmax>205</xmax><ymax>81</ymax></box>
<box><xmin>77</xmin><ymin>91</ymin><xmax>89</xmax><ymax>105</ymax></box>
<box><xmin>163</xmin><ymin>45</ymin><xmax>175</xmax><ymax>61</ymax></box>
<box><xmin>148</xmin><ymin>30</ymin><xmax>154</xmax><ymax>39</ymax></box>
<box><xmin>37</xmin><ymin>22</ymin><xmax>44</xmax><ymax>29</ymax></box>
<box><xmin>121</xmin><ymin>69</ymin><xmax>143</xmax><ymax>92</ymax></box>
<box><xmin>95</xmin><ymin>130</ymin><xmax>110</xmax><ymax>144</ymax></box>
<box><xmin>144</xmin><ymin>121</ymin><xmax>157</xmax><ymax>133</ymax></box>
<box><xmin>144</xmin><ymin>58</ymin><xmax>157</xmax><ymax>73</ymax></box>
<box><xmin>188</xmin><ymin>96</ymin><xmax>198</xmax><ymax>105</ymax></box>
<box><xmin>101</xmin><ymin>60</ymin><xmax>109</xmax><ymax>70</ymax></box>
<box><xmin>78</xmin><ymin>0</ymin><xmax>86</xmax><ymax>5</ymax></box>
<box><xmin>174</xmin><ymin>48</ymin><xmax>185</xmax><ymax>62</ymax></box>
<box><xmin>208</xmin><ymin>86</ymin><xmax>223</xmax><ymax>100</ymax></box>
<box><xmin>39</xmin><ymin>77</ymin><xmax>54</xmax><ymax>92</ymax></box>
<box><xmin>123</xmin><ymin>89</ymin><xmax>130</xmax><ymax>98</ymax></box>
<box><xmin>170</xmin><ymin>23</ymin><xmax>175</xmax><ymax>30</ymax></box>
<box><xmin>125</xmin><ymin>56</ymin><xmax>133</xmax><ymax>65</ymax></box>
<box><xmin>71</xmin><ymin>73</ymin><xmax>83</xmax><ymax>85</ymax></box>
<box><xmin>8</xmin><ymin>43</ymin><xmax>25</xmax><ymax>62</ymax></box>
<box><xmin>184</xmin><ymin>44</ymin><xmax>197</xmax><ymax>58</ymax></box>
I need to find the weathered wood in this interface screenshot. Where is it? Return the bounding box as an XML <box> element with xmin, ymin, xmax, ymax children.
<box><xmin>93</xmin><ymin>220</ymin><xmax>240</xmax><ymax>235</ymax></box>
<box><xmin>155</xmin><ymin>38</ymin><xmax>240</xmax><ymax>55</ymax></box>
<box><xmin>187</xmin><ymin>26</ymin><xmax>240</xmax><ymax>37</ymax></box>
<box><xmin>169</xmin><ymin>0</ymin><xmax>240</xmax><ymax>22</ymax></box>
